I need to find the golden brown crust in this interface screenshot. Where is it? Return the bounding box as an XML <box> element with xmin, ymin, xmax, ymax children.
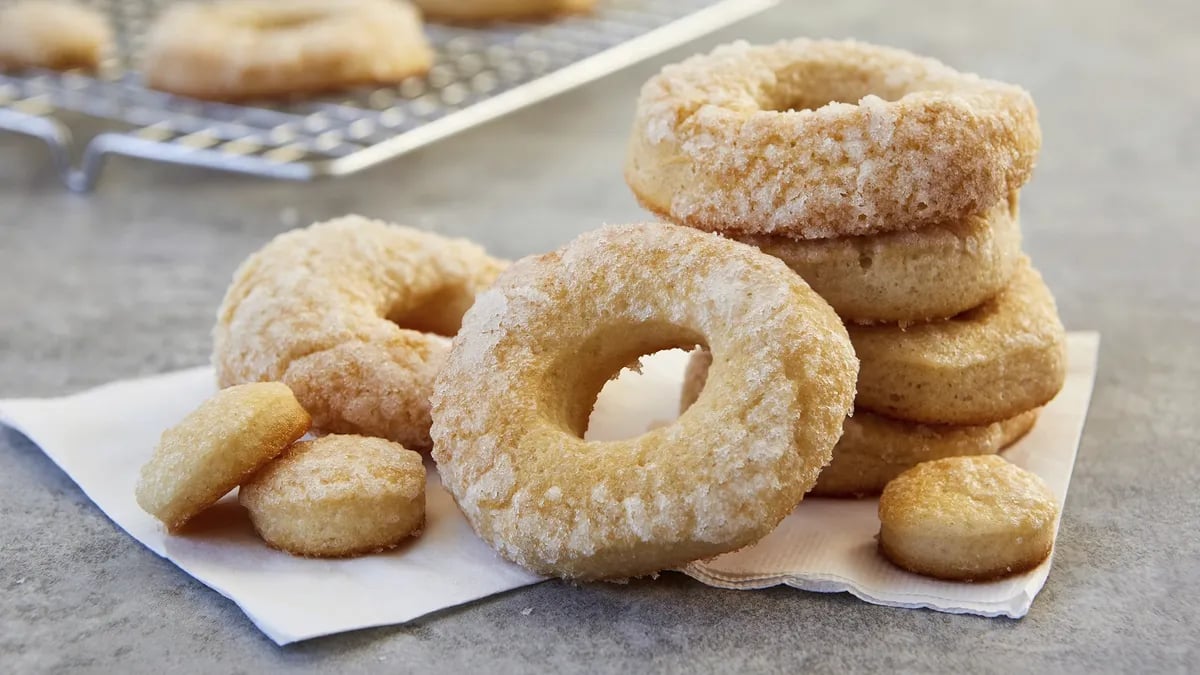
<box><xmin>240</xmin><ymin>434</ymin><xmax>426</xmax><ymax>557</ymax></box>
<box><xmin>0</xmin><ymin>1</ymin><xmax>111</xmax><ymax>71</ymax></box>
<box><xmin>737</xmin><ymin>194</ymin><xmax>1022</xmax><ymax>324</ymax></box>
<box><xmin>877</xmin><ymin>455</ymin><xmax>1059</xmax><ymax>581</ymax></box>
<box><xmin>212</xmin><ymin>215</ymin><xmax>506</xmax><ymax>451</ymax></box>
<box><xmin>413</xmin><ymin>0</ymin><xmax>593</xmax><ymax>22</ymax></box>
<box><xmin>625</xmin><ymin>39</ymin><xmax>1040</xmax><ymax>238</ymax></box>
<box><xmin>850</xmin><ymin>257</ymin><xmax>1067</xmax><ymax>425</ymax></box>
<box><xmin>431</xmin><ymin>223</ymin><xmax>858</xmax><ymax>580</ymax></box>
<box><xmin>135</xmin><ymin>382</ymin><xmax>311</xmax><ymax>531</ymax></box>
<box><xmin>142</xmin><ymin>0</ymin><xmax>432</xmax><ymax>100</ymax></box>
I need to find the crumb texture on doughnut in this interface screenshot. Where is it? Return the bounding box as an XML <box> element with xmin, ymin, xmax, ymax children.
<box><xmin>142</xmin><ymin>0</ymin><xmax>433</xmax><ymax>99</ymax></box>
<box><xmin>626</xmin><ymin>39</ymin><xmax>1041</xmax><ymax>238</ymax></box>
<box><xmin>413</xmin><ymin>0</ymin><xmax>594</xmax><ymax>21</ymax></box>
<box><xmin>739</xmin><ymin>193</ymin><xmax>1022</xmax><ymax>324</ymax></box>
<box><xmin>850</xmin><ymin>257</ymin><xmax>1067</xmax><ymax>425</ymax></box>
<box><xmin>680</xmin><ymin>349</ymin><xmax>1040</xmax><ymax>498</ymax></box>
<box><xmin>0</xmin><ymin>1</ymin><xmax>111</xmax><ymax>71</ymax></box>
<box><xmin>878</xmin><ymin>455</ymin><xmax>1059</xmax><ymax>581</ymax></box>
<box><xmin>432</xmin><ymin>223</ymin><xmax>858</xmax><ymax>580</ymax></box>
<box><xmin>135</xmin><ymin>382</ymin><xmax>311</xmax><ymax>531</ymax></box>
<box><xmin>240</xmin><ymin>434</ymin><xmax>426</xmax><ymax>557</ymax></box>
<box><xmin>213</xmin><ymin>215</ymin><xmax>506</xmax><ymax>451</ymax></box>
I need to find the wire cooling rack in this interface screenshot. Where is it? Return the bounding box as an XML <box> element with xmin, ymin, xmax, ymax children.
<box><xmin>0</xmin><ymin>0</ymin><xmax>775</xmax><ymax>190</ymax></box>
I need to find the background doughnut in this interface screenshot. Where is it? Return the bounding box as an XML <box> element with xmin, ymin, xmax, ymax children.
<box><xmin>135</xmin><ymin>382</ymin><xmax>311</xmax><ymax>531</ymax></box>
<box><xmin>0</xmin><ymin>1</ymin><xmax>112</xmax><ymax>71</ymax></box>
<box><xmin>626</xmin><ymin>39</ymin><xmax>1040</xmax><ymax>238</ymax></box>
<box><xmin>240</xmin><ymin>434</ymin><xmax>426</xmax><ymax>558</ymax></box>
<box><xmin>432</xmin><ymin>223</ymin><xmax>857</xmax><ymax>580</ymax></box>
<box><xmin>850</xmin><ymin>257</ymin><xmax>1067</xmax><ymax>425</ymax></box>
<box><xmin>142</xmin><ymin>0</ymin><xmax>433</xmax><ymax>100</ymax></box>
<box><xmin>878</xmin><ymin>455</ymin><xmax>1059</xmax><ymax>581</ymax></box>
<box><xmin>737</xmin><ymin>193</ymin><xmax>1022</xmax><ymax>324</ymax></box>
<box><xmin>213</xmin><ymin>215</ymin><xmax>506</xmax><ymax>451</ymax></box>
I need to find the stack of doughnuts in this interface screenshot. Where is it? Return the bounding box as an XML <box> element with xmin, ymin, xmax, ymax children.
<box><xmin>627</xmin><ymin>39</ymin><xmax>1067</xmax><ymax>497</ymax></box>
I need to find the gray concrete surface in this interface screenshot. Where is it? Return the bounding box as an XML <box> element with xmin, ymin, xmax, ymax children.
<box><xmin>2</xmin><ymin>0</ymin><xmax>1198</xmax><ymax>672</ymax></box>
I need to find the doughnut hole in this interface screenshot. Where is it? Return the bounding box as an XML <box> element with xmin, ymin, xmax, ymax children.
<box><xmin>764</xmin><ymin>62</ymin><xmax>906</xmax><ymax>112</ymax></box>
<box><xmin>537</xmin><ymin>320</ymin><xmax>704</xmax><ymax>440</ymax></box>
<box><xmin>385</xmin><ymin>284</ymin><xmax>479</xmax><ymax>338</ymax></box>
<box><xmin>233</xmin><ymin>9</ymin><xmax>329</xmax><ymax>30</ymax></box>
<box><xmin>585</xmin><ymin>345</ymin><xmax>705</xmax><ymax>442</ymax></box>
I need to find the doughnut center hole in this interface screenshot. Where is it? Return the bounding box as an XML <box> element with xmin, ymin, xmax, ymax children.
<box><xmin>236</xmin><ymin>10</ymin><xmax>327</xmax><ymax>30</ymax></box>
<box><xmin>766</xmin><ymin>63</ymin><xmax>904</xmax><ymax>112</ymax></box>
<box><xmin>386</xmin><ymin>286</ymin><xmax>476</xmax><ymax>338</ymax></box>
<box><xmin>584</xmin><ymin>347</ymin><xmax>699</xmax><ymax>442</ymax></box>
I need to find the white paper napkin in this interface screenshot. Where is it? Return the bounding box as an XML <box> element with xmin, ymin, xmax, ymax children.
<box><xmin>0</xmin><ymin>332</ymin><xmax>1098</xmax><ymax>644</ymax></box>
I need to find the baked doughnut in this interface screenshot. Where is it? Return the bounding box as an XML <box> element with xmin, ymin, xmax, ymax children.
<box><xmin>142</xmin><ymin>0</ymin><xmax>433</xmax><ymax>100</ymax></box>
<box><xmin>626</xmin><ymin>39</ymin><xmax>1040</xmax><ymax>238</ymax></box>
<box><xmin>213</xmin><ymin>215</ymin><xmax>506</xmax><ymax>451</ymax></box>
<box><xmin>738</xmin><ymin>194</ymin><xmax>1022</xmax><ymax>324</ymax></box>
<box><xmin>680</xmin><ymin>349</ymin><xmax>1039</xmax><ymax>498</ymax></box>
<box><xmin>413</xmin><ymin>0</ymin><xmax>594</xmax><ymax>22</ymax></box>
<box><xmin>240</xmin><ymin>434</ymin><xmax>426</xmax><ymax>557</ymax></box>
<box><xmin>0</xmin><ymin>1</ymin><xmax>111</xmax><ymax>71</ymax></box>
<box><xmin>432</xmin><ymin>223</ymin><xmax>858</xmax><ymax>580</ymax></box>
<box><xmin>878</xmin><ymin>455</ymin><xmax>1059</xmax><ymax>581</ymax></box>
<box><xmin>850</xmin><ymin>257</ymin><xmax>1067</xmax><ymax>425</ymax></box>
<box><xmin>135</xmin><ymin>382</ymin><xmax>311</xmax><ymax>531</ymax></box>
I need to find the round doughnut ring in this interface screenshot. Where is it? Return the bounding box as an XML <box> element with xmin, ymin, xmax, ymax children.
<box><xmin>213</xmin><ymin>215</ymin><xmax>506</xmax><ymax>451</ymax></box>
<box><xmin>738</xmin><ymin>194</ymin><xmax>1022</xmax><ymax>324</ymax></box>
<box><xmin>135</xmin><ymin>382</ymin><xmax>311</xmax><ymax>531</ymax></box>
<box><xmin>626</xmin><ymin>39</ymin><xmax>1041</xmax><ymax>238</ymax></box>
<box><xmin>240</xmin><ymin>434</ymin><xmax>426</xmax><ymax>557</ymax></box>
<box><xmin>142</xmin><ymin>0</ymin><xmax>433</xmax><ymax>100</ymax></box>
<box><xmin>850</xmin><ymin>257</ymin><xmax>1066</xmax><ymax>426</ymax></box>
<box><xmin>680</xmin><ymin>349</ymin><xmax>1040</xmax><ymax>498</ymax></box>
<box><xmin>431</xmin><ymin>223</ymin><xmax>858</xmax><ymax>580</ymax></box>
<box><xmin>412</xmin><ymin>0</ymin><xmax>594</xmax><ymax>22</ymax></box>
<box><xmin>0</xmin><ymin>1</ymin><xmax>112</xmax><ymax>71</ymax></box>
<box><xmin>878</xmin><ymin>455</ymin><xmax>1059</xmax><ymax>581</ymax></box>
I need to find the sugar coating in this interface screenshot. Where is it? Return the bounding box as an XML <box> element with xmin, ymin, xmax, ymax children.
<box><xmin>212</xmin><ymin>215</ymin><xmax>506</xmax><ymax>450</ymax></box>
<box><xmin>740</xmin><ymin>193</ymin><xmax>1022</xmax><ymax>323</ymax></box>
<box><xmin>0</xmin><ymin>1</ymin><xmax>111</xmax><ymax>71</ymax></box>
<box><xmin>878</xmin><ymin>455</ymin><xmax>1059</xmax><ymax>581</ymax></box>
<box><xmin>849</xmin><ymin>257</ymin><xmax>1067</xmax><ymax>426</ymax></box>
<box><xmin>430</xmin><ymin>223</ymin><xmax>858</xmax><ymax>580</ymax></box>
<box><xmin>412</xmin><ymin>0</ymin><xmax>594</xmax><ymax>21</ymax></box>
<box><xmin>680</xmin><ymin>349</ymin><xmax>1041</xmax><ymax>498</ymax></box>
<box><xmin>141</xmin><ymin>0</ymin><xmax>433</xmax><ymax>100</ymax></box>
<box><xmin>625</xmin><ymin>39</ymin><xmax>1041</xmax><ymax>238</ymax></box>
<box><xmin>135</xmin><ymin>382</ymin><xmax>311</xmax><ymax>531</ymax></box>
<box><xmin>240</xmin><ymin>434</ymin><xmax>426</xmax><ymax>557</ymax></box>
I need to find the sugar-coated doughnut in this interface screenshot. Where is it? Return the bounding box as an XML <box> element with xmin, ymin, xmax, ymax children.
<box><xmin>240</xmin><ymin>434</ymin><xmax>426</xmax><ymax>557</ymax></box>
<box><xmin>850</xmin><ymin>257</ymin><xmax>1066</xmax><ymax>425</ymax></box>
<box><xmin>626</xmin><ymin>39</ymin><xmax>1040</xmax><ymax>239</ymax></box>
<box><xmin>413</xmin><ymin>0</ymin><xmax>594</xmax><ymax>22</ymax></box>
<box><xmin>878</xmin><ymin>455</ymin><xmax>1059</xmax><ymax>581</ymax></box>
<box><xmin>135</xmin><ymin>382</ymin><xmax>311</xmax><ymax>531</ymax></box>
<box><xmin>432</xmin><ymin>223</ymin><xmax>858</xmax><ymax>580</ymax></box>
<box><xmin>680</xmin><ymin>348</ymin><xmax>1039</xmax><ymax>498</ymax></box>
<box><xmin>738</xmin><ymin>194</ymin><xmax>1022</xmax><ymax>324</ymax></box>
<box><xmin>213</xmin><ymin>215</ymin><xmax>506</xmax><ymax>451</ymax></box>
<box><xmin>0</xmin><ymin>1</ymin><xmax>111</xmax><ymax>71</ymax></box>
<box><xmin>142</xmin><ymin>0</ymin><xmax>433</xmax><ymax>100</ymax></box>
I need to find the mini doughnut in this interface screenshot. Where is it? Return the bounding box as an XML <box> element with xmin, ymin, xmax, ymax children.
<box><xmin>850</xmin><ymin>257</ymin><xmax>1067</xmax><ymax>425</ymax></box>
<box><xmin>680</xmin><ymin>349</ymin><xmax>1039</xmax><ymax>498</ymax></box>
<box><xmin>240</xmin><ymin>434</ymin><xmax>426</xmax><ymax>557</ymax></box>
<box><xmin>626</xmin><ymin>39</ymin><xmax>1041</xmax><ymax>238</ymax></box>
<box><xmin>878</xmin><ymin>455</ymin><xmax>1059</xmax><ymax>581</ymax></box>
<box><xmin>0</xmin><ymin>1</ymin><xmax>111</xmax><ymax>71</ymax></box>
<box><xmin>213</xmin><ymin>215</ymin><xmax>506</xmax><ymax>451</ymax></box>
<box><xmin>431</xmin><ymin>223</ymin><xmax>858</xmax><ymax>580</ymax></box>
<box><xmin>142</xmin><ymin>0</ymin><xmax>433</xmax><ymax>100</ymax></box>
<box><xmin>738</xmin><ymin>194</ymin><xmax>1022</xmax><ymax>324</ymax></box>
<box><xmin>135</xmin><ymin>382</ymin><xmax>311</xmax><ymax>531</ymax></box>
<box><xmin>412</xmin><ymin>0</ymin><xmax>594</xmax><ymax>22</ymax></box>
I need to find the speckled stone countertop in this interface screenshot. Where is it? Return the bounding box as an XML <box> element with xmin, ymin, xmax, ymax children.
<box><xmin>2</xmin><ymin>0</ymin><xmax>1197</xmax><ymax>671</ymax></box>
